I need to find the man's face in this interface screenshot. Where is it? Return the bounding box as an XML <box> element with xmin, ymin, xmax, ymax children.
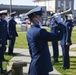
<box><xmin>36</xmin><ymin>15</ymin><xmax>43</xmax><ymax>23</ymax></box>
<box><xmin>1</xmin><ymin>14</ymin><xmax>6</xmax><ymax>19</ymax></box>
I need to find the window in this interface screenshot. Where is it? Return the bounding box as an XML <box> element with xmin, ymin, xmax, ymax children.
<box><xmin>64</xmin><ymin>0</ymin><xmax>66</xmax><ymax>10</ymax></box>
<box><xmin>58</xmin><ymin>1</ymin><xmax>61</xmax><ymax>8</ymax></box>
<box><xmin>69</xmin><ymin>1</ymin><xmax>72</xmax><ymax>8</ymax></box>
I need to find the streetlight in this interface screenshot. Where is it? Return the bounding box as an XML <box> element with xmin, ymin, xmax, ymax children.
<box><xmin>10</xmin><ymin>0</ymin><xmax>12</xmax><ymax>15</ymax></box>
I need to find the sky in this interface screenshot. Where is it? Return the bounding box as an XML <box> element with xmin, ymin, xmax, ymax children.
<box><xmin>0</xmin><ymin>0</ymin><xmax>34</xmax><ymax>6</ymax></box>
<box><xmin>0</xmin><ymin>0</ymin><xmax>76</xmax><ymax>9</ymax></box>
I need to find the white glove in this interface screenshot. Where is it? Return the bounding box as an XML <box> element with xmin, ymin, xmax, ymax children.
<box><xmin>53</xmin><ymin>13</ymin><xmax>63</xmax><ymax>23</ymax></box>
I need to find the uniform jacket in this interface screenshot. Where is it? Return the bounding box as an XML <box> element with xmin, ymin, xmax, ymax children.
<box><xmin>26</xmin><ymin>24</ymin><xmax>64</xmax><ymax>75</ymax></box>
<box><xmin>50</xmin><ymin>19</ymin><xmax>58</xmax><ymax>33</ymax></box>
<box><xmin>0</xmin><ymin>19</ymin><xmax>7</xmax><ymax>45</ymax></box>
<box><xmin>8</xmin><ymin>18</ymin><xmax>18</xmax><ymax>37</ymax></box>
<box><xmin>65</xmin><ymin>20</ymin><xmax>73</xmax><ymax>45</ymax></box>
<box><xmin>50</xmin><ymin>19</ymin><xmax>59</xmax><ymax>43</ymax></box>
<box><xmin>60</xmin><ymin>23</ymin><xmax>66</xmax><ymax>46</ymax></box>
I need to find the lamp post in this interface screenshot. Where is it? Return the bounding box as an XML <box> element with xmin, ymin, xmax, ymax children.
<box><xmin>10</xmin><ymin>0</ymin><xmax>12</xmax><ymax>15</ymax></box>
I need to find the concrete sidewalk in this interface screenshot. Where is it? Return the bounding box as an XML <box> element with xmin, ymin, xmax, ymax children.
<box><xmin>7</xmin><ymin>44</ymin><xmax>76</xmax><ymax>75</ymax></box>
<box><xmin>49</xmin><ymin>44</ymin><xmax>76</xmax><ymax>57</ymax></box>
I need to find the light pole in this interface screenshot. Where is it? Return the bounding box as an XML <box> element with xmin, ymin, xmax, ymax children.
<box><xmin>10</xmin><ymin>0</ymin><xmax>12</xmax><ymax>15</ymax></box>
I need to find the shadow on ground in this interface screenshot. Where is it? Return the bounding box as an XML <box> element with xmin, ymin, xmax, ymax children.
<box><xmin>23</xmin><ymin>73</ymin><xmax>62</xmax><ymax>75</ymax></box>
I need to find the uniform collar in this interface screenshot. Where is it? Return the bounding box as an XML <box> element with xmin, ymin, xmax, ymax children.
<box><xmin>10</xmin><ymin>17</ymin><xmax>14</xmax><ymax>20</ymax></box>
<box><xmin>0</xmin><ymin>18</ymin><xmax>4</xmax><ymax>21</ymax></box>
<box><xmin>66</xmin><ymin>20</ymin><xmax>72</xmax><ymax>22</ymax></box>
<box><xmin>31</xmin><ymin>24</ymin><xmax>40</xmax><ymax>28</ymax></box>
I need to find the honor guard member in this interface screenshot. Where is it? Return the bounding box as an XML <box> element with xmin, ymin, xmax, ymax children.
<box><xmin>62</xmin><ymin>15</ymin><xmax>74</xmax><ymax>70</ymax></box>
<box><xmin>56</xmin><ymin>15</ymin><xmax>66</xmax><ymax>70</ymax></box>
<box><xmin>0</xmin><ymin>10</ymin><xmax>8</xmax><ymax>61</ymax></box>
<box><xmin>26</xmin><ymin>6</ymin><xmax>65</xmax><ymax>75</ymax></box>
<box><xmin>8</xmin><ymin>12</ymin><xmax>18</xmax><ymax>55</ymax></box>
<box><xmin>0</xmin><ymin>10</ymin><xmax>7</xmax><ymax>74</ymax></box>
<box><xmin>50</xmin><ymin>18</ymin><xmax>59</xmax><ymax>63</ymax></box>
<box><xmin>53</xmin><ymin>13</ymin><xmax>67</xmax><ymax>69</ymax></box>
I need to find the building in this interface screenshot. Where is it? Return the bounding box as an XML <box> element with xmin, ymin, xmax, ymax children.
<box><xmin>33</xmin><ymin>0</ymin><xmax>74</xmax><ymax>13</ymax></box>
<box><xmin>0</xmin><ymin>4</ymin><xmax>46</xmax><ymax>15</ymax></box>
<box><xmin>0</xmin><ymin>4</ymin><xmax>36</xmax><ymax>15</ymax></box>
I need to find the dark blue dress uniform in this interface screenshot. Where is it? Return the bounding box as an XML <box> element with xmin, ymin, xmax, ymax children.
<box><xmin>50</xmin><ymin>19</ymin><xmax>59</xmax><ymax>62</ymax></box>
<box><xmin>1</xmin><ymin>19</ymin><xmax>7</xmax><ymax>50</ymax></box>
<box><xmin>27</xmin><ymin>23</ymin><xmax>64</xmax><ymax>75</ymax></box>
<box><xmin>8</xmin><ymin>18</ymin><xmax>18</xmax><ymax>55</ymax></box>
<box><xmin>26</xmin><ymin>6</ymin><xmax>65</xmax><ymax>75</ymax></box>
<box><xmin>1</xmin><ymin>19</ymin><xmax>7</xmax><ymax>60</ymax></box>
<box><xmin>60</xmin><ymin>23</ymin><xmax>66</xmax><ymax>69</ymax></box>
<box><xmin>0</xmin><ymin>10</ymin><xmax>8</xmax><ymax>74</ymax></box>
<box><xmin>0</xmin><ymin>18</ymin><xmax>7</xmax><ymax>73</ymax></box>
<box><xmin>62</xmin><ymin>19</ymin><xmax>73</xmax><ymax>69</ymax></box>
<box><xmin>0</xmin><ymin>19</ymin><xmax>4</xmax><ymax>73</ymax></box>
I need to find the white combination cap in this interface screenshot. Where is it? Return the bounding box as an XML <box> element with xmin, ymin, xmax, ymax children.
<box><xmin>25</xmin><ymin>6</ymin><xmax>42</xmax><ymax>17</ymax></box>
<box><xmin>0</xmin><ymin>10</ymin><xmax>8</xmax><ymax>14</ymax></box>
<box><xmin>10</xmin><ymin>11</ymin><xmax>16</xmax><ymax>15</ymax></box>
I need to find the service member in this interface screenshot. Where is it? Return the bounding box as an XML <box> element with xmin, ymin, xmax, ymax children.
<box><xmin>0</xmin><ymin>10</ymin><xmax>7</xmax><ymax>74</ymax></box>
<box><xmin>50</xmin><ymin>18</ymin><xmax>59</xmax><ymax>62</ymax></box>
<box><xmin>62</xmin><ymin>15</ymin><xmax>74</xmax><ymax>70</ymax></box>
<box><xmin>26</xmin><ymin>6</ymin><xmax>65</xmax><ymax>75</ymax></box>
<box><xmin>53</xmin><ymin>13</ymin><xmax>66</xmax><ymax>70</ymax></box>
<box><xmin>8</xmin><ymin>12</ymin><xmax>18</xmax><ymax>55</ymax></box>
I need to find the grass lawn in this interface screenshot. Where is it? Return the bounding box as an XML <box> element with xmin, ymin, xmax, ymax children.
<box><xmin>46</xmin><ymin>27</ymin><xmax>76</xmax><ymax>74</ymax></box>
<box><xmin>16</xmin><ymin>27</ymin><xmax>21</xmax><ymax>31</ymax></box>
<box><xmin>14</xmin><ymin>32</ymin><xmax>28</xmax><ymax>48</ymax></box>
<box><xmin>3</xmin><ymin>53</ymin><xmax>13</xmax><ymax>69</ymax></box>
<box><xmin>72</xmin><ymin>29</ymin><xmax>76</xmax><ymax>32</ymax></box>
<box><xmin>71</xmin><ymin>32</ymin><xmax>76</xmax><ymax>44</ymax></box>
<box><xmin>52</xmin><ymin>56</ymin><xmax>76</xmax><ymax>75</ymax></box>
<box><xmin>0</xmin><ymin>53</ymin><xmax>14</xmax><ymax>75</ymax></box>
<box><xmin>14</xmin><ymin>27</ymin><xmax>76</xmax><ymax>49</ymax></box>
<box><xmin>70</xmin><ymin>47</ymin><xmax>76</xmax><ymax>51</ymax></box>
<box><xmin>0</xmin><ymin>52</ymin><xmax>17</xmax><ymax>75</ymax></box>
<box><xmin>2</xmin><ymin>27</ymin><xmax>76</xmax><ymax>75</ymax></box>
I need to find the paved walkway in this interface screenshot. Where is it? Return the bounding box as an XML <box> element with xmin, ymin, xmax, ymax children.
<box><xmin>6</xmin><ymin>44</ymin><xmax>76</xmax><ymax>75</ymax></box>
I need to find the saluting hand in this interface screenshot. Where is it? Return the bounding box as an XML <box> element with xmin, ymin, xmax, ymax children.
<box><xmin>0</xmin><ymin>44</ymin><xmax>2</xmax><ymax>48</ymax></box>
